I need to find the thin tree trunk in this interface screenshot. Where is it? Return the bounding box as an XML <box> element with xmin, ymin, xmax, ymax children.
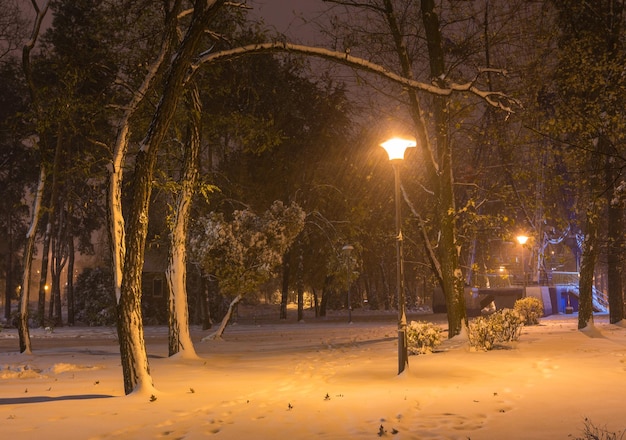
<box><xmin>312</xmin><ymin>287</ymin><xmax>319</xmax><ymax>317</ymax></box>
<box><xmin>297</xmin><ymin>249</ymin><xmax>304</xmax><ymax>322</ymax></box>
<box><xmin>18</xmin><ymin>168</ymin><xmax>46</xmax><ymax>354</ymax></box>
<box><xmin>280</xmin><ymin>251</ymin><xmax>290</xmax><ymax>319</ymax></box>
<box><xmin>606</xmin><ymin>153</ymin><xmax>624</xmax><ymax>323</ymax></box>
<box><xmin>319</xmin><ymin>275</ymin><xmax>332</xmax><ymax>317</ymax></box>
<box><xmin>67</xmin><ymin>236</ymin><xmax>75</xmax><ymax>326</ymax></box>
<box><xmin>4</xmin><ymin>209</ymin><xmax>13</xmax><ymax>320</ymax></box>
<box><xmin>167</xmin><ymin>83</ymin><xmax>201</xmax><ymax>359</ymax></box>
<box><xmin>204</xmin><ymin>294</ymin><xmax>242</xmax><ymax>340</ymax></box>
<box><xmin>37</xmin><ymin>220</ymin><xmax>51</xmax><ymax>327</ymax></box>
<box><xmin>200</xmin><ymin>275</ymin><xmax>212</xmax><ymax>330</ymax></box>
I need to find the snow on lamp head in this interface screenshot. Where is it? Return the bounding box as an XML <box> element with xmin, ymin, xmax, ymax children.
<box><xmin>380</xmin><ymin>137</ymin><xmax>417</xmax><ymax>161</ymax></box>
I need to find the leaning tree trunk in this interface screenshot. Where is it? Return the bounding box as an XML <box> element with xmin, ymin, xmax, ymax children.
<box><xmin>167</xmin><ymin>83</ymin><xmax>201</xmax><ymax>359</ymax></box>
<box><xmin>204</xmin><ymin>294</ymin><xmax>243</xmax><ymax>340</ymax></box>
<box><xmin>106</xmin><ymin>9</ymin><xmax>171</xmax><ymax>306</ymax></box>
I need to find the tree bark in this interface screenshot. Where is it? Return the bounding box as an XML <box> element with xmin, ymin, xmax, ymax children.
<box><xmin>37</xmin><ymin>220</ymin><xmax>51</xmax><ymax>327</ymax></box>
<box><xmin>420</xmin><ymin>0</ymin><xmax>467</xmax><ymax>338</ymax></box>
<box><xmin>67</xmin><ymin>236</ymin><xmax>75</xmax><ymax>326</ymax></box>
<box><xmin>18</xmin><ymin>168</ymin><xmax>46</xmax><ymax>354</ymax></box>
<box><xmin>578</xmin><ymin>203</ymin><xmax>599</xmax><ymax>329</ymax></box>
<box><xmin>167</xmin><ymin>83</ymin><xmax>201</xmax><ymax>358</ymax></box>
<box><xmin>297</xmin><ymin>249</ymin><xmax>304</xmax><ymax>322</ymax></box>
<box><xmin>606</xmin><ymin>149</ymin><xmax>624</xmax><ymax>323</ymax></box>
<box><xmin>280</xmin><ymin>251</ymin><xmax>290</xmax><ymax>319</ymax></box>
<box><xmin>106</xmin><ymin>8</ymin><xmax>172</xmax><ymax>306</ymax></box>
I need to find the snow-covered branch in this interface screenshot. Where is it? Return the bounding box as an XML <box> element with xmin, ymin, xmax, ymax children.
<box><xmin>189</xmin><ymin>42</ymin><xmax>521</xmax><ymax>113</ymax></box>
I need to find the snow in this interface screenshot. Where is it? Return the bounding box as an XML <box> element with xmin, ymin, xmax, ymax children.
<box><xmin>1</xmin><ymin>310</ymin><xmax>626</xmax><ymax>439</ymax></box>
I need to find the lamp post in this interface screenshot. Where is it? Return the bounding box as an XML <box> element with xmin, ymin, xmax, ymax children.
<box><xmin>380</xmin><ymin>137</ymin><xmax>416</xmax><ymax>375</ymax></box>
<box><xmin>342</xmin><ymin>244</ymin><xmax>354</xmax><ymax>323</ymax></box>
<box><xmin>516</xmin><ymin>235</ymin><xmax>528</xmax><ymax>298</ymax></box>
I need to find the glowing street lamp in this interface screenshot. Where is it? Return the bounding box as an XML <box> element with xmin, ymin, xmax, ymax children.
<box><xmin>380</xmin><ymin>137</ymin><xmax>416</xmax><ymax>375</ymax></box>
<box><xmin>342</xmin><ymin>244</ymin><xmax>354</xmax><ymax>324</ymax></box>
<box><xmin>516</xmin><ymin>235</ymin><xmax>529</xmax><ymax>297</ymax></box>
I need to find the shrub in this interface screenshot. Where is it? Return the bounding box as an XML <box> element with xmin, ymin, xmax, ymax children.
<box><xmin>514</xmin><ymin>296</ymin><xmax>543</xmax><ymax>325</ymax></box>
<box><xmin>406</xmin><ymin>320</ymin><xmax>442</xmax><ymax>354</ymax></box>
<box><xmin>468</xmin><ymin>316</ymin><xmax>497</xmax><ymax>351</ymax></box>
<box><xmin>468</xmin><ymin>308</ymin><xmax>525</xmax><ymax>351</ymax></box>
<box><xmin>74</xmin><ymin>267</ymin><xmax>116</xmax><ymax>326</ymax></box>
<box><xmin>575</xmin><ymin>418</ymin><xmax>625</xmax><ymax>440</ymax></box>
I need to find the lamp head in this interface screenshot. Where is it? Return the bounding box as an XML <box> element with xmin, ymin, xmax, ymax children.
<box><xmin>516</xmin><ymin>235</ymin><xmax>529</xmax><ymax>245</ymax></box>
<box><xmin>380</xmin><ymin>138</ymin><xmax>416</xmax><ymax>161</ymax></box>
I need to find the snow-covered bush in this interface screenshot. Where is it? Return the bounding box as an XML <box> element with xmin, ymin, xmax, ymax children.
<box><xmin>514</xmin><ymin>297</ymin><xmax>543</xmax><ymax>325</ymax></box>
<box><xmin>469</xmin><ymin>308</ymin><xmax>525</xmax><ymax>351</ymax></box>
<box><xmin>468</xmin><ymin>316</ymin><xmax>497</xmax><ymax>350</ymax></box>
<box><xmin>406</xmin><ymin>320</ymin><xmax>442</xmax><ymax>354</ymax></box>
<box><xmin>491</xmin><ymin>308</ymin><xmax>524</xmax><ymax>342</ymax></box>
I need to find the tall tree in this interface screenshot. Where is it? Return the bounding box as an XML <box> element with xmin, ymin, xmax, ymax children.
<box><xmin>550</xmin><ymin>0</ymin><xmax>626</xmax><ymax>327</ymax></box>
<box><xmin>117</xmin><ymin>0</ymin><xmax>227</xmax><ymax>395</ymax></box>
<box><xmin>17</xmin><ymin>0</ymin><xmax>49</xmax><ymax>353</ymax></box>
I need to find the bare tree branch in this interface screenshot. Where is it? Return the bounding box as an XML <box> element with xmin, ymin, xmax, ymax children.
<box><xmin>189</xmin><ymin>42</ymin><xmax>522</xmax><ymax>113</ymax></box>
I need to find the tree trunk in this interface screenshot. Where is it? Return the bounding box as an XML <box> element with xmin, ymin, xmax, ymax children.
<box><xmin>297</xmin><ymin>249</ymin><xmax>304</xmax><ymax>322</ymax></box>
<box><xmin>280</xmin><ymin>251</ymin><xmax>290</xmax><ymax>319</ymax></box>
<box><xmin>51</xmin><ymin>226</ymin><xmax>68</xmax><ymax>327</ymax></box>
<box><xmin>200</xmin><ymin>276</ymin><xmax>212</xmax><ymax>330</ymax></box>
<box><xmin>18</xmin><ymin>168</ymin><xmax>46</xmax><ymax>354</ymax></box>
<box><xmin>204</xmin><ymin>294</ymin><xmax>242</xmax><ymax>340</ymax></box>
<box><xmin>420</xmin><ymin>0</ymin><xmax>467</xmax><ymax>337</ymax></box>
<box><xmin>319</xmin><ymin>275</ymin><xmax>332</xmax><ymax>317</ymax></box>
<box><xmin>37</xmin><ymin>220</ymin><xmax>51</xmax><ymax>327</ymax></box>
<box><xmin>167</xmin><ymin>83</ymin><xmax>201</xmax><ymax>359</ymax></box>
<box><xmin>106</xmin><ymin>6</ymin><xmax>171</xmax><ymax>307</ymax></box>
<box><xmin>606</xmin><ymin>153</ymin><xmax>624</xmax><ymax>323</ymax></box>
<box><xmin>578</xmin><ymin>203</ymin><xmax>599</xmax><ymax>329</ymax></box>
<box><xmin>312</xmin><ymin>287</ymin><xmax>319</xmax><ymax>317</ymax></box>
<box><xmin>66</xmin><ymin>236</ymin><xmax>75</xmax><ymax>326</ymax></box>
<box><xmin>4</xmin><ymin>209</ymin><xmax>13</xmax><ymax>320</ymax></box>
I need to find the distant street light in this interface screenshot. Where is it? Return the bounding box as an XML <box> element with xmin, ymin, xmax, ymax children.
<box><xmin>380</xmin><ymin>137</ymin><xmax>416</xmax><ymax>375</ymax></box>
<box><xmin>516</xmin><ymin>235</ymin><xmax>529</xmax><ymax>297</ymax></box>
<box><xmin>342</xmin><ymin>244</ymin><xmax>354</xmax><ymax>324</ymax></box>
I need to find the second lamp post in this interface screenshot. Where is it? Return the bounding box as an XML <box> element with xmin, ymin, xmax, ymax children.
<box><xmin>380</xmin><ymin>137</ymin><xmax>416</xmax><ymax>375</ymax></box>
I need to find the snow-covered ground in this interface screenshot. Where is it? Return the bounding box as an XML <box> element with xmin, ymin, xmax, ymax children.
<box><xmin>1</xmin><ymin>310</ymin><xmax>625</xmax><ymax>439</ymax></box>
